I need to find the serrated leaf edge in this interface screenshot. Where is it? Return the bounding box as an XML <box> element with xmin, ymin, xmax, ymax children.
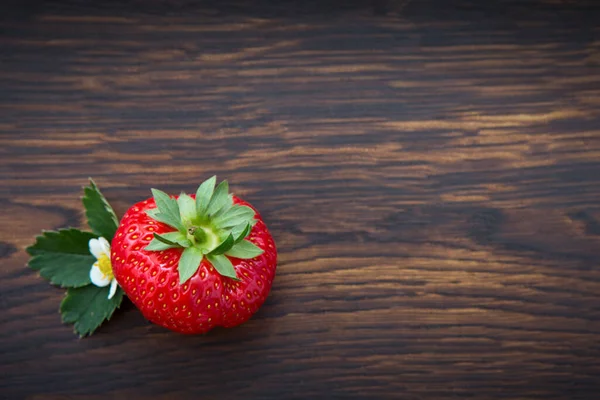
<box><xmin>26</xmin><ymin>228</ymin><xmax>98</xmax><ymax>288</ymax></box>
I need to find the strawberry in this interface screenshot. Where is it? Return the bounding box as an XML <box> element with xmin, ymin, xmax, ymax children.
<box><xmin>110</xmin><ymin>176</ymin><xmax>277</xmax><ymax>334</ymax></box>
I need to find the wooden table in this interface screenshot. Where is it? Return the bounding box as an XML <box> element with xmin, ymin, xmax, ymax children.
<box><xmin>2</xmin><ymin>1</ymin><xmax>600</xmax><ymax>398</ymax></box>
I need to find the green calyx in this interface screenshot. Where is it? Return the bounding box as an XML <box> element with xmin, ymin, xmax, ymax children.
<box><xmin>144</xmin><ymin>176</ymin><xmax>263</xmax><ymax>283</ymax></box>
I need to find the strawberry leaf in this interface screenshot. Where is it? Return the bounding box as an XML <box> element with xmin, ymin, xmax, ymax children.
<box><xmin>145</xmin><ymin>209</ymin><xmax>182</xmax><ymax>231</ymax></box>
<box><xmin>145</xmin><ymin>237</ymin><xmax>179</xmax><ymax>251</ymax></box>
<box><xmin>153</xmin><ymin>232</ymin><xmax>191</xmax><ymax>248</ymax></box>
<box><xmin>207</xmin><ymin>254</ymin><xmax>237</xmax><ymax>280</ymax></box>
<box><xmin>225</xmin><ymin>240</ymin><xmax>264</xmax><ymax>259</ymax></box>
<box><xmin>151</xmin><ymin>189</ymin><xmax>184</xmax><ymax>231</ymax></box>
<box><xmin>213</xmin><ymin>205</ymin><xmax>255</xmax><ymax>229</ymax></box>
<box><xmin>195</xmin><ymin>175</ymin><xmax>216</xmax><ymax>216</ymax></box>
<box><xmin>177</xmin><ymin>193</ymin><xmax>196</xmax><ymax>224</ymax></box>
<box><xmin>178</xmin><ymin>247</ymin><xmax>203</xmax><ymax>284</ymax></box>
<box><xmin>211</xmin><ymin>194</ymin><xmax>234</xmax><ymax>219</ymax></box>
<box><xmin>27</xmin><ymin>229</ymin><xmax>98</xmax><ymax>288</ymax></box>
<box><xmin>208</xmin><ymin>233</ymin><xmax>234</xmax><ymax>255</ymax></box>
<box><xmin>206</xmin><ymin>180</ymin><xmax>229</xmax><ymax>216</ymax></box>
<box><xmin>60</xmin><ymin>284</ymin><xmax>124</xmax><ymax>337</ymax></box>
<box><xmin>233</xmin><ymin>223</ymin><xmax>251</xmax><ymax>243</ymax></box>
<box><xmin>145</xmin><ymin>208</ymin><xmax>160</xmax><ymax>218</ymax></box>
<box><xmin>82</xmin><ymin>179</ymin><xmax>119</xmax><ymax>240</ymax></box>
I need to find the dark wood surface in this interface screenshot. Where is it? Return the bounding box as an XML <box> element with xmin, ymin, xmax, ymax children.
<box><xmin>2</xmin><ymin>1</ymin><xmax>600</xmax><ymax>399</ymax></box>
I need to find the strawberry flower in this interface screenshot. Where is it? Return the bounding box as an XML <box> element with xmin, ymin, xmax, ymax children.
<box><xmin>88</xmin><ymin>237</ymin><xmax>118</xmax><ymax>299</ymax></box>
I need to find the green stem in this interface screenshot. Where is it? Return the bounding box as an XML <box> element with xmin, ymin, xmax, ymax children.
<box><xmin>188</xmin><ymin>226</ymin><xmax>205</xmax><ymax>244</ymax></box>
<box><xmin>187</xmin><ymin>226</ymin><xmax>220</xmax><ymax>252</ymax></box>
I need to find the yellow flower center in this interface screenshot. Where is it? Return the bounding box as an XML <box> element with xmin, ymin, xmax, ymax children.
<box><xmin>97</xmin><ymin>254</ymin><xmax>114</xmax><ymax>280</ymax></box>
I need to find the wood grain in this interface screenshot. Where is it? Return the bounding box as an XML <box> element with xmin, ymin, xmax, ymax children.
<box><xmin>1</xmin><ymin>0</ymin><xmax>600</xmax><ymax>399</ymax></box>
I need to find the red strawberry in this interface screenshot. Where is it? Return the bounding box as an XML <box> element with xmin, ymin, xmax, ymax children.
<box><xmin>110</xmin><ymin>177</ymin><xmax>277</xmax><ymax>334</ymax></box>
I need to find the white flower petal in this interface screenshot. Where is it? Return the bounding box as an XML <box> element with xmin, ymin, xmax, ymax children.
<box><xmin>98</xmin><ymin>237</ymin><xmax>111</xmax><ymax>257</ymax></box>
<box><xmin>89</xmin><ymin>238</ymin><xmax>105</xmax><ymax>259</ymax></box>
<box><xmin>90</xmin><ymin>263</ymin><xmax>111</xmax><ymax>287</ymax></box>
<box><xmin>108</xmin><ymin>279</ymin><xmax>118</xmax><ymax>300</ymax></box>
